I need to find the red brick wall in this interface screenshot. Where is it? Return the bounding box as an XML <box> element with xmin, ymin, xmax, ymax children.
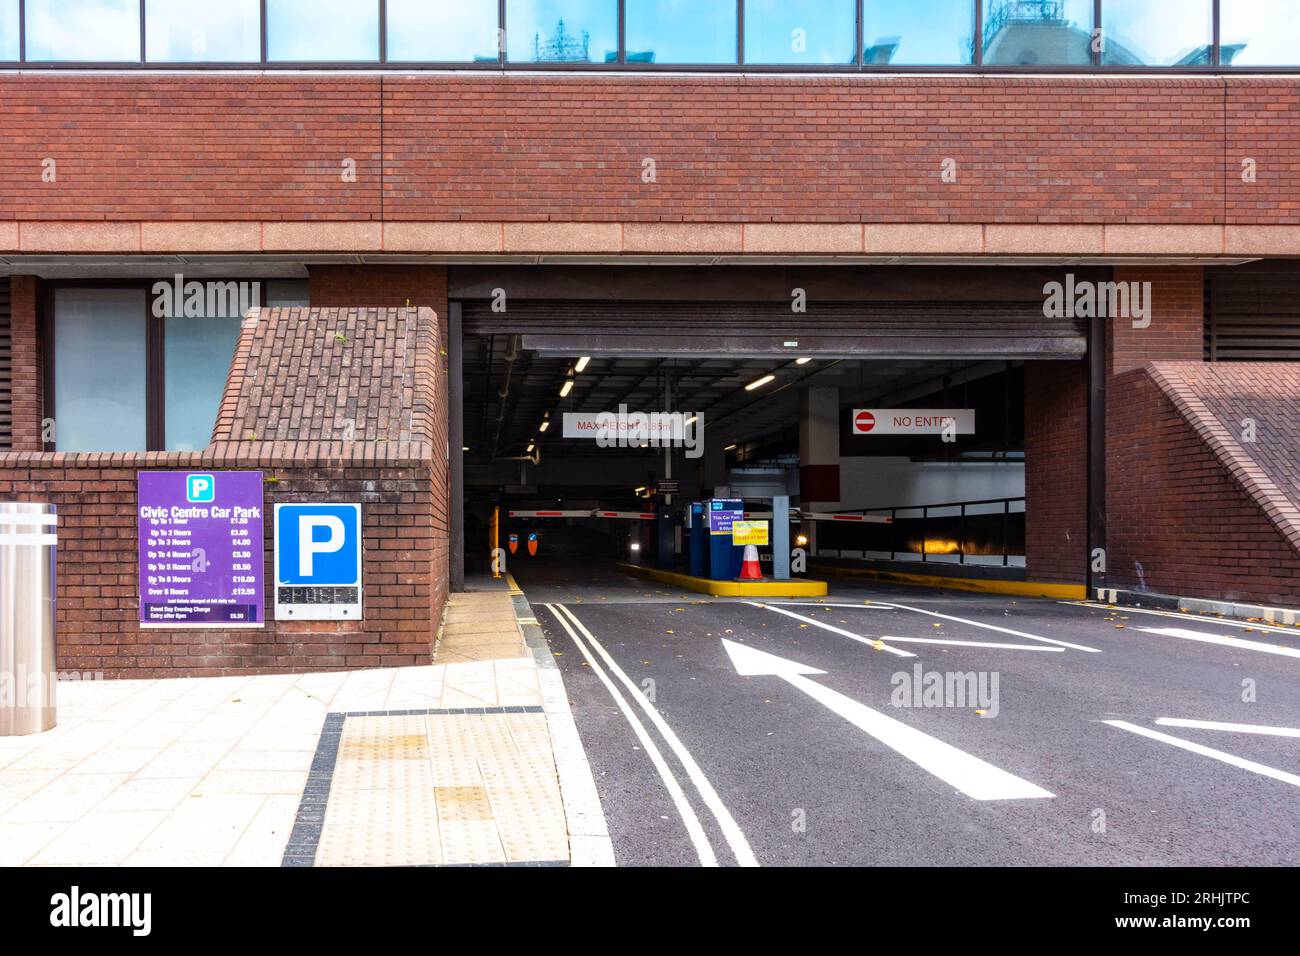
<box><xmin>0</xmin><ymin>77</ymin><xmax>380</xmax><ymax>221</ymax></box>
<box><xmin>1227</xmin><ymin>78</ymin><xmax>1300</xmax><ymax>225</ymax></box>
<box><xmin>0</xmin><ymin>452</ymin><xmax>438</xmax><ymax>677</ymax></box>
<box><xmin>1107</xmin><ymin>369</ymin><xmax>1300</xmax><ymax>605</ymax></box>
<box><xmin>7</xmin><ymin>276</ymin><xmax>42</xmax><ymax>452</ymax></box>
<box><xmin>308</xmin><ymin>265</ymin><xmax>447</xmax><ymax>311</ymax></box>
<box><xmin>1024</xmin><ymin>360</ymin><xmax>1088</xmax><ymax>584</ymax></box>
<box><xmin>1108</xmin><ymin>266</ymin><xmax>1205</xmax><ymax>375</ymax></box>
<box><xmin>3</xmin><ymin>74</ymin><xmax>1289</xmax><ymax>225</ymax></box>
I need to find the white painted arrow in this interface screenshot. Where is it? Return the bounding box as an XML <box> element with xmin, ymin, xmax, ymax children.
<box><xmin>1138</xmin><ymin>627</ymin><xmax>1300</xmax><ymax>660</ymax></box>
<box><xmin>721</xmin><ymin>640</ymin><xmax>1054</xmax><ymax>801</ymax></box>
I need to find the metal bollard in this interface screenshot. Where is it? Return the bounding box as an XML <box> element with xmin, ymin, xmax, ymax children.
<box><xmin>0</xmin><ymin>503</ymin><xmax>58</xmax><ymax>736</ymax></box>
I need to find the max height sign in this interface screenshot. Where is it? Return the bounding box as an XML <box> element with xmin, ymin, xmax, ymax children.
<box><xmin>137</xmin><ymin>472</ymin><xmax>265</xmax><ymax>627</ymax></box>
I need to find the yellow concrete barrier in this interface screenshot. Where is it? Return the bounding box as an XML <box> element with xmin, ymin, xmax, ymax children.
<box><xmin>810</xmin><ymin>563</ymin><xmax>1085</xmax><ymax>600</ymax></box>
<box><xmin>617</xmin><ymin>563</ymin><xmax>829</xmax><ymax>597</ymax></box>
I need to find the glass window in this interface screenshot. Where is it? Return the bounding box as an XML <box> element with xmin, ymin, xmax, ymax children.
<box><xmin>981</xmin><ymin>0</ymin><xmax>1093</xmax><ymax>66</ymax></box>
<box><xmin>865</xmin><ymin>0</ymin><xmax>974</xmax><ymax>65</ymax></box>
<box><xmin>0</xmin><ymin>1</ymin><xmax>18</xmax><ymax>61</ymax></box>
<box><xmin>267</xmin><ymin>0</ymin><xmax>380</xmax><ymax>61</ymax></box>
<box><xmin>743</xmin><ymin>0</ymin><xmax>856</xmax><ymax>66</ymax></box>
<box><xmin>145</xmin><ymin>0</ymin><xmax>261</xmax><ymax>63</ymax></box>
<box><xmin>53</xmin><ymin>289</ymin><xmax>148</xmax><ymax>453</ymax></box>
<box><xmin>26</xmin><ymin>0</ymin><xmax>140</xmax><ymax>62</ymax></box>
<box><xmin>506</xmin><ymin>1</ymin><xmax>618</xmax><ymax>63</ymax></box>
<box><xmin>164</xmin><ymin>312</ymin><xmax>243</xmax><ymax>451</ymax></box>
<box><xmin>1222</xmin><ymin>0</ymin><xmax>1300</xmax><ymax>67</ymax></box>
<box><xmin>1102</xmin><ymin>0</ymin><xmax>1213</xmax><ymax>67</ymax></box>
<box><xmin>388</xmin><ymin>0</ymin><xmax>500</xmax><ymax>62</ymax></box>
<box><xmin>625</xmin><ymin>0</ymin><xmax>737</xmax><ymax>64</ymax></box>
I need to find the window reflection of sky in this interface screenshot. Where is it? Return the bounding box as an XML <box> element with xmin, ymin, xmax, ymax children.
<box><xmin>267</xmin><ymin>0</ymin><xmax>379</xmax><ymax>62</ymax></box>
<box><xmin>506</xmin><ymin>1</ymin><xmax>618</xmax><ymax>62</ymax></box>
<box><xmin>6</xmin><ymin>1</ymin><xmax>1295</xmax><ymax>68</ymax></box>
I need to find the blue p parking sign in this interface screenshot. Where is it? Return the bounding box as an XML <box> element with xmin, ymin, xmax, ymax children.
<box><xmin>274</xmin><ymin>503</ymin><xmax>363</xmax><ymax>621</ymax></box>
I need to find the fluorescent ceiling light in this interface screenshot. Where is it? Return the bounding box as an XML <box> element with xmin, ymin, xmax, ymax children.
<box><xmin>560</xmin><ymin>378</ymin><xmax>575</xmax><ymax>397</ymax></box>
<box><xmin>574</xmin><ymin>356</ymin><xmax>591</xmax><ymax>373</ymax></box>
<box><xmin>745</xmin><ymin>374</ymin><xmax>776</xmax><ymax>391</ymax></box>
<box><xmin>539</xmin><ymin>419</ymin><xmax>550</xmax><ymax>433</ymax></box>
<box><xmin>795</xmin><ymin>357</ymin><xmax>811</xmax><ymax>365</ymax></box>
<box><xmin>725</xmin><ymin>443</ymin><xmax>737</xmax><ymax>451</ymax></box>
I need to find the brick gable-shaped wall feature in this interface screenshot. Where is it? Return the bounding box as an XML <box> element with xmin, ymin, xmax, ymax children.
<box><xmin>1106</xmin><ymin>363</ymin><xmax>1300</xmax><ymax>606</ymax></box>
<box><xmin>214</xmin><ymin>307</ymin><xmax>439</xmax><ymax>446</ymax></box>
<box><xmin>0</xmin><ymin>306</ymin><xmax>449</xmax><ymax>678</ymax></box>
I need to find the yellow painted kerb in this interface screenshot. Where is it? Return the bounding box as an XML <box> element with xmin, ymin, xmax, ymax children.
<box><xmin>811</xmin><ymin>564</ymin><xmax>1085</xmax><ymax>600</ymax></box>
<box><xmin>618</xmin><ymin>562</ymin><xmax>829</xmax><ymax>597</ymax></box>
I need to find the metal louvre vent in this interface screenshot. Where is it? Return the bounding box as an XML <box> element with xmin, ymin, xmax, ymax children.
<box><xmin>464</xmin><ymin>300</ymin><xmax>1085</xmax><ymax>359</ymax></box>
<box><xmin>0</xmin><ymin>279</ymin><xmax>11</xmax><ymax>449</ymax></box>
<box><xmin>1207</xmin><ymin>264</ymin><xmax>1300</xmax><ymax>361</ymax></box>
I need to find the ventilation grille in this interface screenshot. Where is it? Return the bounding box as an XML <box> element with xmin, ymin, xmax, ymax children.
<box><xmin>1207</xmin><ymin>264</ymin><xmax>1300</xmax><ymax>361</ymax></box>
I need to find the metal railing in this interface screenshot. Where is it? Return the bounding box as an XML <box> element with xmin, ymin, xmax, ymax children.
<box><xmin>827</xmin><ymin>496</ymin><xmax>1026</xmax><ymax>567</ymax></box>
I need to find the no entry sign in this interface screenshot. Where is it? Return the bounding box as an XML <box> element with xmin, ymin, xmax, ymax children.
<box><xmin>851</xmin><ymin>409</ymin><xmax>975</xmax><ymax>436</ymax></box>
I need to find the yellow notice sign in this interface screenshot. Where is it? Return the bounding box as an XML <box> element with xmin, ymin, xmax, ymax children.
<box><xmin>731</xmin><ymin>520</ymin><xmax>769</xmax><ymax>546</ymax></box>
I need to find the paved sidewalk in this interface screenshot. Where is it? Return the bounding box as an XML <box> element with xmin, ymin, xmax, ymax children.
<box><xmin>0</xmin><ymin>580</ymin><xmax>613</xmax><ymax>867</ymax></box>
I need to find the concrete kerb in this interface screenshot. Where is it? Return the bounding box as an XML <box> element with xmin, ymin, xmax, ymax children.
<box><xmin>514</xmin><ymin>591</ymin><xmax>617</xmax><ymax>867</ymax></box>
<box><xmin>1094</xmin><ymin>587</ymin><xmax>1300</xmax><ymax>628</ymax></box>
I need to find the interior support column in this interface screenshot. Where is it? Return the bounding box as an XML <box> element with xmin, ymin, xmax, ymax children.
<box><xmin>799</xmin><ymin>386</ymin><xmax>841</xmax><ymax>554</ymax></box>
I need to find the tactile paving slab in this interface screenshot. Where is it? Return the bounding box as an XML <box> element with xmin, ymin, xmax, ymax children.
<box><xmin>285</xmin><ymin>706</ymin><xmax>569</xmax><ymax>867</ymax></box>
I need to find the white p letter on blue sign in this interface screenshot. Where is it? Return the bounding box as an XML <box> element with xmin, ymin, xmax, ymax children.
<box><xmin>298</xmin><ymin>515</ymin><xmax>346</xmax><ymax>577</ymax></box>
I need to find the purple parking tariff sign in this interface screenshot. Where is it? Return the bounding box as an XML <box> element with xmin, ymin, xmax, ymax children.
<box><xmin>137</xmin><ymin>472</ymin><xmax>265</xmax><ymax>628</ymax></box>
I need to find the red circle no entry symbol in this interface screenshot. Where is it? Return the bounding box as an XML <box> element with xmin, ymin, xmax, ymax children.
<box><xmin>855</xmin><ymin>411</ymin><xmax>876</xmax><ymax>433</ymax></box>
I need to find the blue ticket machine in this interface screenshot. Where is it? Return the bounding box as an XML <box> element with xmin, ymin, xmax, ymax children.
<box><xmin>705</xmin><ymin>499</ymin><xmax>744</xmax><ymax>581</ymax></box>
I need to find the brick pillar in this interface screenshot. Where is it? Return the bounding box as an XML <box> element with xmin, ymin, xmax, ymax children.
<box><xmin>1024</xmin><ymin>361</ymin><xmax>1087</xmax><ymax>584</ymax></box>
<box><xmin>8</xmin><ymin>276</ymin><xmax>42</xmax><ymax>451</ymax></box>
<box><xmin>1105</xmin><ymin>266</ymin><xmax>1207</xmax><ymax>593</ymax></box>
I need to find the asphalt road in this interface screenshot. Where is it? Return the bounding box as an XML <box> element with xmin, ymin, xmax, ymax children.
<box><xmin>519</xmin><ymin>562</ymin><xmax>1300</xmax><ymax>866</ymax></box>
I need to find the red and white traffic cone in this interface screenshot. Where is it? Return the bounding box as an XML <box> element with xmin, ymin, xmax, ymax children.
<box><xmin>739</xmin><ymin>544</ymin><xmax>763</xmax><ymax>581</ymax></box>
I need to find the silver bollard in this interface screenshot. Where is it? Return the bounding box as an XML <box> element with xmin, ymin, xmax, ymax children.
<box><xmin>0</xmin><ymin>503</ymin><xmax>58</xmax><ymax>736</ymax></box>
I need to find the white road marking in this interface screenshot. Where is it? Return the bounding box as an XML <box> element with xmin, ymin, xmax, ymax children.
<box><xmin>867</xmin><ymin>636</ymin><xmax>1063</xmax><ymax>652</ymax></box>
<box><xmin>1137</xmin><ymin>626</ymin><xmax>1300</xmax><ymax>660</ymax></box>
<box><xmin>881</xmin><ymin>601</ymin><xmax>1102</xmax><ymax>653</ymax></box>
<box><xmin>1104</xmin><ymin>720</ymin><xmax>1300</xmax><ymax>789</ymax></box>
<box><xmin>1155</xmin><ymin>718</ymin><xmax>1300</xmax><ymax>738</ymax></box>
<box><xmin>766</xmin><ymin>602</ymin><xmax>901</xmax><ymax>610</ymax></box>
<box><xmin>542</xmin><ymin>604</ymin><xmax>719</xmax><ymax>867</ymax></box>
<box><xmin>750</xmin><ymin>602</ymin><xmax>916</xmax><ymax>657</ymax></box>
<box><xmin>757</xmin><ymin>600</ymin><xmax>1093</xmax><ymax>654</ymax></box>
<box><xmin>722</xmin><ymin>640</ymin><xmax>1054</xmax><ymax>801</ymax></box>
<box><xmin>551</xmin><ymin>604</ymin><xmax>760</xmax><ymax>868</ymax></box>
<box><xmin>1069</xmin><ymin>601</ymin><xmax>1300</xmax><ymax>638</ymax></box>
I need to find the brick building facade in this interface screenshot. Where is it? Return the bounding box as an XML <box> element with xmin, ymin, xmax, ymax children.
<box><xmin>3</xmin><ymin>58</ymin><xmax>1300</xmax><ymax>675</ymax></box>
